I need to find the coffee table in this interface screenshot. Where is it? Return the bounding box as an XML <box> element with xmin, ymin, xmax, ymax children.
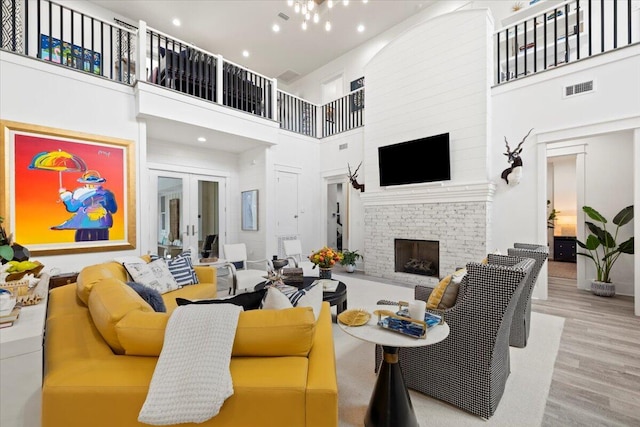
<box><xmin>254</xmin><ymin>276</ymin><xmax>347</xmax><ymax>315</ymax></box>
<box><xmin>338</xmin><ymin>305</ymin><xmax>450</xmax><ymax>427</ymax></box>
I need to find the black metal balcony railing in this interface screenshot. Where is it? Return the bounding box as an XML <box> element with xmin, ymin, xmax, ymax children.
<box><xmin>278</xmin><ymin>91</ymin><xmax>318</xmax><ymax>138</ymax></box>
<box><xmin>322</xmin><ymin>88</ymin><xmax>365</xmax><ymax>138</ymax></box>
<box><xmin>147</xmin><ymin>28</ymin><xmax>272</xmax><ymax>119</ymax></box>
<box><xmin>0</xmin><ymin>0</ymin><xmax>136</xmax><ymax>84</ymax></box>
<box><xmin>148</xmin><ymin>29</ymin><xmax>218</xmax><ymax>102</ymax></box>
<box><xmin>495</xmin><ymin>0</ymin><xmax>638</xmax><ymax>85</ymax></box>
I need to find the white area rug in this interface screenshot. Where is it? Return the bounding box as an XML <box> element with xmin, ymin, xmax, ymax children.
<box><xmin>332</xmin><ymin>273</ymin><xmax>565</xmax><ymax>427</ymax></box>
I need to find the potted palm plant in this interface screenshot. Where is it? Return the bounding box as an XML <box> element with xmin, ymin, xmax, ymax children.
<box><xmin>340</xmin><ymin>249</ymin><xmax>363</xmax><ymax>273</ymax></box>
<box><xmin>576</xmin><ymin>205</ymin><xmax>634</xmax><ymax>296</ymax></box>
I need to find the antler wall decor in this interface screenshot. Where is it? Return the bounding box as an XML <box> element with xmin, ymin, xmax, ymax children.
<box><xmin>347</xmin><ymin>162</ymin><xmax>365</xmax><ymax>192</ymax></box>
<box><xmin>501</xmin><ymin>128</ymin><xmax>533</xmax><ymax>186</ymax></box>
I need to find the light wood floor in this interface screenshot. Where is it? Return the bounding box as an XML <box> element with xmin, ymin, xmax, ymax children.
<box><xmin>533</xmin><ymin>277</ymin><xmax>640</xmax><ymax>427</ymax></box>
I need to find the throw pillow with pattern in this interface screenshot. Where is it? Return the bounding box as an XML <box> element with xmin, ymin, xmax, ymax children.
<box><xmin>261</xmin><ymin>283</ymin><xmax>322</xmax><ymax>320</ymax></box>
<box><xmin>149</xmin><ymin>250</ymin><xmax>199</xmax><ymax>286</ymax></box>
<box><xmin>123</xmin><ymin>258</ymin><xmax>180</xmax><ymax>294</ymax></box>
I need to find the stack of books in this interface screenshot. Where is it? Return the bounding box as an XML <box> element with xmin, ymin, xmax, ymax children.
<box><xmin>0</xmin><ymin>306</ymin><xmax>21</xmax><ymax>329</ymax></box>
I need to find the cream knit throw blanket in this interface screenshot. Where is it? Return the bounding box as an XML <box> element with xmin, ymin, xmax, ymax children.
<box><xmin>138</xmin><ymin>304</ymin><xmax>242</xmax><ymax>425</ymax></box>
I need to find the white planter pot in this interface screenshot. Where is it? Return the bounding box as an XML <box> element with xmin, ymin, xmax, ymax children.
<box><xmin>591</xmin><ymin>280</ymin><xmax>615</xmax><ymax>297</ymax></box>
<box><xmin>345</xmin><ymin>264</ymin><xmax>356</xmax><ymax>273</ymax></box>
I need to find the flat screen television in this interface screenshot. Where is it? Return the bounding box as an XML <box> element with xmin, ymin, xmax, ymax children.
<box><xmin>378</xmin><ymin>133</ymin><xmax>451</xmax><ymax>186</ymax></box>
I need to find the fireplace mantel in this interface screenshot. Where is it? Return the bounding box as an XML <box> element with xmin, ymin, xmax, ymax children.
<box><xmin>360</xmin><ymin>181</ymin><xmax>496</xmax><ymax>206</ymax></box>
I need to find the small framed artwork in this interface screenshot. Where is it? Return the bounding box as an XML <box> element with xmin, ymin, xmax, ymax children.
<box><xmin>0</xmin><ymin>120</ymin><xmax>136</xmax><ymax>255</ymax></box>
<box><xmin>350</xmin><ymin>76</ymin><xmax>364</xmax><ymax>91</ymax></box>
<box><xmin>241</xmin><ymin>190</ymin><xmax>258</xmax><ymax>231</ymax></box>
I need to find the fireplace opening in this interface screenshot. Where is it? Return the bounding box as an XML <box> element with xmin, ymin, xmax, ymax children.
<box><xmin>394</xmin><ymin>239</ymin><xmax>439</xmax><ymax>278</ymax></box>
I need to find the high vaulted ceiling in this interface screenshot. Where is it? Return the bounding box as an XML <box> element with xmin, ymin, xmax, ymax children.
<box><xmin>90</xmin><ymin>0</ymin><xmax>435</xmax><ymax>84</ymax></box>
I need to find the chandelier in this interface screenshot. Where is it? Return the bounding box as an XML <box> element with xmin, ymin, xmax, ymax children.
<box><xmin>287</xmin><ymin>0</ymin><xmax>365</xmax><ymax>32</ymax></box>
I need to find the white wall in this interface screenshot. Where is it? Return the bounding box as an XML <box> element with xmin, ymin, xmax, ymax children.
<box><xmin>283</xmin><ymin>1</ymin><xmax>471</xmax><ymax>102</ymax></box>
<box><xmin>582</xmin><ymin>132</ymin><xmax>635</xmax><ymax>293</ymax></box>
<box><xmin>266</xmin><ymin>131</ymin><xmax>322</xmax><ymax>256</ymax></box>
<box><xmin>492</xmin><ymin>45</ymin><xmax>640</xmax><ymax>297</ymax></box>
<box><xmin>318</xmin><ymin>129</ymin><xmax>366</xmax><ymax>256</ymax></box>
<box><xmin>0</xmin><ymin>52</ymin><xmax>140</xmax><ymax>273</ymax></box>
<box><xmin>237</xmin><ymin>147</ymin><xmax>267</xmax><ymax>262</ymax></box>
<box><xmin>364</xmin><ymin>9</ymin><xmax>493</xmax><ymax>192</ymax></box>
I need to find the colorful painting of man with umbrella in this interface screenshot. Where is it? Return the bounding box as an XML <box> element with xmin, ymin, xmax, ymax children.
<box><xmin>29</xmin><ymin>152</ymin><xmax>118</xmax><ymax>242</ymax></box>
<box><xmin>2</xmin><ymin>121</ymin><xmax>134</xmax><ymax>255</ymax></box>
<box><xmin>54</xmin><ymin>170</ymin><xmax>117</xmax><ymax>241</ymax></box>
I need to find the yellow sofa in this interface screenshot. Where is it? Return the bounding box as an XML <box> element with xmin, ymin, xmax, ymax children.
<box><xmin>42</xmin><ymin>260</ymin><xmax>338</xmax><ymax>427</ymax></box>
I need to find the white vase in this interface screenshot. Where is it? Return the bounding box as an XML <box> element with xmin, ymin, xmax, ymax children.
<box><xmin>345</xmin><ymin>264</ymin><xmax>356</xmax><ymax>273</ymax></box>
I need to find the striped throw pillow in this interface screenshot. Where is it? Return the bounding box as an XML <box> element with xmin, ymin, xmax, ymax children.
<box><xmin>150</xmin><ymin>250</ymin><xmax>199</xmax><ymax>286</ymax></box>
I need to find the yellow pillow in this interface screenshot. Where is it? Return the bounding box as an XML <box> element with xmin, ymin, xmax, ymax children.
<box><xmin>426</xmin><ymin>275</ymin><xmax>452</xmax><ymax>309</ymax></box>
<box><xmin>426</xmin><ymin>274</ymin><xmax>460</xmax><ymax>310</ymax></box>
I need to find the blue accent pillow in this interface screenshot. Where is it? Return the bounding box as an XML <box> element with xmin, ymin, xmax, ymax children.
<box><xmin>150</xmin><ymin>250</ymin><xmax>199</xmax><ymax>286</ymax></box>
<box><xmin>126</xmin><ymin>282</ymin><xmax>166</xmax><ymax>312</ymax></box>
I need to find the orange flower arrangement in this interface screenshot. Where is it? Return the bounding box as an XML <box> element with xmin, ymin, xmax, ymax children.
<box><xmin>308</xmin><ymin>246</ymin><xmax>343</xmax><ymax>269</ymax></box>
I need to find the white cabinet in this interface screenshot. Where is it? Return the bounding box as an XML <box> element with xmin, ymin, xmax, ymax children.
<box><xmin>0</xmin><ymin>275</ymin><xmax>49</xmax><ymax>427</ymax></box>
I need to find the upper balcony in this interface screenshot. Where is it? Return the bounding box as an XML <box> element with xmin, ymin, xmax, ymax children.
<box><xmin>493</xmin><ymin>0</ymin><xmax>639</xmax><ymax>86</ymax></box>
<box><xmin>1</xmin><ymin>0</ymin><xmax>636</xmax><ymax>140</ymax></box>
<box><xmin>0</xmin><ymin>0</ymin><xmax>365</xmax><ymax>145</ymax></box>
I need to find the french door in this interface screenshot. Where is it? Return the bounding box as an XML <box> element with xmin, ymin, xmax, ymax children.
<box><xmin>150</xmin><ymin>170</ymin><xmax>226</xmax><ymax>260</ymax></box>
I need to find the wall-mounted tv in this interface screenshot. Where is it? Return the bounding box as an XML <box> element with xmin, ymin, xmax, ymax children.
<box><xmin>378</xmin><ymin>133</ymin><xmax>451</xmax><ymax>186</ymax></box>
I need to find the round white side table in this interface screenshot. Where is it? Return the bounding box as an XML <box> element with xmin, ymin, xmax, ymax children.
<box><xmin>338</xmin><ymin>305</ymin><xmax>450</xmax><ymax>427</ymax></box>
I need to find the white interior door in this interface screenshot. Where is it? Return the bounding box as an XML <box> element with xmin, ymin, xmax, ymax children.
<box><xmin>275</xmin><ymin>170</ymin><xmax>299</xmax><ymax>236</ymax></box>
<box><xmin>150</xmin><ymin>170</ymin><xmax>226</xmax><ymax>260</ymax></box>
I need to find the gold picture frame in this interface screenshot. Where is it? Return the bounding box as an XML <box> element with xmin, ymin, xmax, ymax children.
<box><xmin>0</xmin><ymin>120</ymin><xmax>136</xmax><ymax>255</ymax></box>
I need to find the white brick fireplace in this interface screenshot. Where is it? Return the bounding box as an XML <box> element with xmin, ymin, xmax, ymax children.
<box><xmin>361</xmin><ymin>183</ymin><xmax>495</xmax><ymax>286</ymax></box>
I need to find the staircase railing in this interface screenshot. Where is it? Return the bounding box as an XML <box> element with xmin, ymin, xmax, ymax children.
<box><xmin>494</xmin><ymin>0</ymin><xmax>639</xmax><ymax>85</ymax></box>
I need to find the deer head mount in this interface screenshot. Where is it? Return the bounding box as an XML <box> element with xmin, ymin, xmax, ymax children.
<box><xmin>501</xmin><ymin>128</ymin><xmax>533</xmax><ymax>186</ymax></box>
<box><xmin>348</xmin><ymin>162</ymin><xmax>365</xmax><ymax>192</ymax></box>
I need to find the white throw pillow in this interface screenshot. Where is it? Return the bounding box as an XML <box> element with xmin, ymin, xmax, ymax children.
<box><xmin>262</xmin><ymin>283</ymin><xmax>322</xmax><ymax>320</ymax></box>
<box><xmin>123</xmin><ymin>259</ymin><xmax>180</xmax><ymax>294</ymax></box>
<box><xmin>451</xmin><ymin>268</ymin><xmax>467</xmax><ymax>284</ymax></box>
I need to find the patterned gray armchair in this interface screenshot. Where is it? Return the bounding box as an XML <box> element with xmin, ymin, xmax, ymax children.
<box><xmin>375</xmin><ymin>256</ymin><xmax>535</xmax><ymax>419</ymax></box>
<box><xmin>506</xmin><ymin>243</ymin><xmax>548</xmax><ymax>348</ymax></box>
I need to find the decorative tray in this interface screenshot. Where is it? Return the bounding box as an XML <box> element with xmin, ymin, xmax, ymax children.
<box><xmin>373</xmin><ymin>301</ymin><xmax>444</xmax><ymax>339</ymax></box>
<box><xmin>0</xmin><ymin>274</ymin><xmax>47</xmax><ymax>306</ymax></box>
<box><xmin>374</xmin><ymin>309</ymin><xmax>428</xmax><ymax>339</ymax></box>
<box><xmin>338</xmin><ymin>309</ymin><xmax>371</xmax><ymax>327</ymax></box>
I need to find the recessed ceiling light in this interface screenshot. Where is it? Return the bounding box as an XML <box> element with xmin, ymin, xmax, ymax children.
<box><xmin>362</xmin><ymin>0</ymin><xmax>368</xmax><ymax>3</ymax></box>
<box><xmin>357</xmin><ymin>24</ymin><xmax>365</xmax><ymax>32</ymax></box>
<box><xmin>172</xmin><ymin>18</ymin><xmax>181</xmax><ymax>27</ymax></box>
<box><xmin>197</xmin><ymin>137</ymin><xmax>206</xmax><ymax>142</ymax></box>
<box><xmin>272</xmin><ymin>23</ymin><xmax>280</xmax><ymax>32</ymax></box>
<box><xmin>343</xmin><ymin>0</ymin><xmax>349</xmax><ymax>5</ymax></box>
<box><xmin>242</xmin><ymin>50</ymin><xmax>250</xmax><ymax>58</ymax></box>
<box><xmin>325</xmin><ymin>21</ymin><xmax>331</xmax><ymax>31</ymax></box>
